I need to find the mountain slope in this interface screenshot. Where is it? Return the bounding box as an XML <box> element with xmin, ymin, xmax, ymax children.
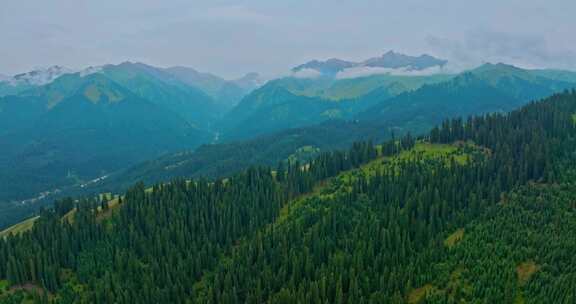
<box><xmin>220</xmin><ymin>86</ymin><xmax>349</xmax><ymax>140</ymax></box>
<box><xmin>10</xmin><ymin>66</ymin><xmax>73</xmax><ymax>86</ymax></box>
<box><xmin>1</xmin><ymin>90</ymin><xmax>575</xmax><ymax>303</ymax></box>
<box><xmin>164</xmin><ymin>67</ymin><xmax>258</xmax><ymax>109</ymax></box>
<box><xmin>356</xmin><ymin>65</ymin><xmax>576</xmax><ymax>134</ymax></box>
<box><xmin>222</xmin><ymin>63</ymin><xmax>576</xmax><ymax>142</ymax></box>
<box><xmin>532</xmin><ymin>69</ymin><xmax>576</xmax><ymax>83</ymax></box>
<box><xmin>100</xmin><ymin>62</ymin><xmax>222</xmax><ymax>128</ymax></box>
<box><xmin>356</xmin><ymin>73</ymin><xmax>523</xmax><ymax>133</ymax></box>
<box><xmin>260</xmin><ymin>74</ymin><xmax>453</xmax><ymax>101</ymax></box>
<box><xmin>0</xmin><ymin>81</ymin><xmax>33</xmax><ymax>97</ymax></box>
<box><xmin>0</xmin><ymin>66</ymin><xmax>75</xmax><ymax>97</ymax></box>
<box><xmin>470</xmin><ymin>63</ymin><xmax>576</xmax><ymax>100</ymax></box>
<box><xmin>0</xmin><ymin>73</ymin><xmax>210</xmax><ymax>206</ymax></box>
<box><xmin>219</xmin><ymin>74</ymin><xmax>453</xmax><ymax>140</ymax></box>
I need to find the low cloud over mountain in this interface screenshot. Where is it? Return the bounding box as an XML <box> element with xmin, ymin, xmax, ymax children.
<box><xmin>292</xmin><ymin>51</ymin><xmax>448</xmax><ymax>78</ymax></box>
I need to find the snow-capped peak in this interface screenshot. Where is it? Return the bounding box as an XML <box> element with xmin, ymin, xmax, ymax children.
<box><xmin>79</xmin><ymin>66</ymin><xmax>103</xmax><ymax>77</ymax></box>
<box><xmin>10</xmin><ymin>65</ymin><xmax>75</xmax><ymax>86</ymax></box>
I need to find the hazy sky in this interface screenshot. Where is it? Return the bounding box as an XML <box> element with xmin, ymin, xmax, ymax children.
<box><xmin>2</xmin><ymin>0</ymin><xmax>575</xmax><ymax>78</ymax></box>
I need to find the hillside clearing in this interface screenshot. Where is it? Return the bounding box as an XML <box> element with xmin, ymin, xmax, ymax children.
<box><xmin>0</xmin><ymin>216</ymin><xmax>39</xmax><ymax>238</ymax></box>
<box><xmin>517</xmin><ymin>261</ymin><xmax>540</xmax><ymax>285</ymax></box>
<box><xmin>444</xmin><ymin>228</ymin><xmax>465</xmax><ymax>248</ymax></box>
<box><xmin>408</xmin><ymin>284</ymin><xmax>435</xmax><ymax>303</ymax></box>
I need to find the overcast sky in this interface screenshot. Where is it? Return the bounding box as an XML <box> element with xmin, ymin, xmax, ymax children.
<box><xmin>1</xmin><ymin>0</ymin><xmax>575</xmax><ymax>78</ymax></box>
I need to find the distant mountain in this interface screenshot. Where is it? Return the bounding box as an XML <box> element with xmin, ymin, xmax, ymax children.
<box><xmin>292</xmin><ymin>58</ymin><xmax>357</xmax><ymax>75</ymax></box>
<box><xmin>0</xmin><ymin>61</ymin><xmax>273</xmax><ymax>208</ymax></box>
<box><xmin>220</xmin><ymin>85</ymin><xmax>350</xmax><ymax>140</ymax></box>
<box><xmin>9</xmin><ymin>65</ymin><xmax>74</xmax><ymax>86</ymax></box>
<box><xmin>219</xmin><ymin>73</ymin><xmax>454</xmax><ymax>140</ymax></box>
<box><xmin>357</xmin><ymin>64</ymin><xmax>576</xmax><ymax>133</ymax></box>
<box><xmin>0</xmin><ymin>66</ymin><xmax>96</xmax><ymax>97</ymax></box>
<box><xmin>0</xmin><ymin>62</ymin><xmax>254</xmax><ymax>217</ymax></box>
<box><xmin>98</xmin><ymin>62</ymin><xmax>221</xmax><ymax>128</ymax></box>
<box><xmin>164</xmin><ymin>67</ymin><xmax>260</xmax><ymax>110</ymax></box>
<box><xmin>292</xmin><ymin>51</ymin><xmax>448</xmax><ymax>76</ymax></box>
<box><xmin>0</xmin><ymin>73</ymin><xmax>8</xmax><ymax>81</ymax></box>
<box><xmin>0</xmin><ymin>69</ymin><xmax>215</xmax><ymax>205</ymax></box>
<box><xmin>356</xmin><ymin>73</ymin><xmax>522</xmax><ymax>134</ymax></box>
<box><xmin>0</xmin><ymin>65</ymin><xmax>77</xmax><ymax>97</ymax></box>
<box><xmin>470</xmin><ymin>63</ymin><xmax>576</xmax><ymax>100</ymax></box>
<box><xmin>532</xmin><ymin>69</ymin><xmax>576</xmax><ymax>83</ymax></box>
<box><xmin>217</xmin><ymin>62</ymin><xmax>576</xmax><ymax>162</ymax></box>
<box><xmin>231</xmin><ymin>72</ymin><xmax>264</xmax><ymax>91</ymax></box>
<box><xmin>363</xmin><ymin>50</ymin><xmax>448</xmax><ymax>70</ymax></box>
<box><xmin>321</xmin><ymin>73</ymin><xmax>453</xmax><ymax>99</ymax></box>
<box><xmin>164</xmin><ymin>66</ymin><xmax>227</xmax><ymax>94</ymax></box>
<box><xmin>1</xmin><ymin>63</ymin><xmax>254</xmax><ymax>121</ymax></box>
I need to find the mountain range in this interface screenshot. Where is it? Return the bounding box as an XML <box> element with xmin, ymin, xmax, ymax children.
<box><xmin>1</xmin><ymin>54</ymin><xmax>576</xmax><ymax>229</ymax></box>
<box><xmin>0</xmin><ymin>64</ymin><xmax>261</xmax><ymax>111</ymax></box>
<box><xmin>47</xmin><ymin>62</ymin><xmax>576</xmax><ymax>208</ymax></box>
<box><xmin>292</xmin><ymin>50</ymin><xmax>448</xmax><ymax>76</ymax></box>
<box><xmin>0</xmin><ymin>63</ymin><xmax>263</xmax><ymax>212</ymax></box>
<box><xmin>220</xmin><ymin>62</ymin><xmax>576</xmax><ymax>140</ymax></box>
<box><xmin>0</xmin><ymin>72</ymin><xmax>208</xmax><ymax>201</ymax></box>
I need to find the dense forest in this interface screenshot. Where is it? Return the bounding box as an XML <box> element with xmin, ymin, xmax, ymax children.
<box><xmin>0</xmin><ymin>90</ymin><xmax>575</xmax><ymax>303</ymax></box>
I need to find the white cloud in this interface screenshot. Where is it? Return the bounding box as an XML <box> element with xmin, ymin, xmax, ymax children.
<box><xmin>80</xmin><ymin>66</ymin><xmax>103</xmax><ymax>77</ymax></box>
<box><xmin>291</xmin><ymin>68</ymin><xmax>322</xmax><ymax>79</ymax></box>
<box><xmin>335</xmin><ymin>65</ymin><xmax>451</xmax><ymax>79</ymax></box>
<box><xmin>427</xmin><ymin>29</ymin><xmax>576</xmax><ymax>70</ymax></box>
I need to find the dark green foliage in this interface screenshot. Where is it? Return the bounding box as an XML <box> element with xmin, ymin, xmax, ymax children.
<box><xmin>425</xmin><ymin>184</ymin><xmax>576</xmax><ymax>303</ymax></box>
<box><xmin>1</xmin><ymin>90</ymin><xmax>576</xmax><ymax>303</ymax></box>
<box><xmin>0</xmin><ymin>139</ymin><xmax>381</xmax><ymax>303</ymax></box>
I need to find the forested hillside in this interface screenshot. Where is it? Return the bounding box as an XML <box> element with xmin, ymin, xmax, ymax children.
<box><xmin>1</xmin><ymin>90</ymin><xmax>575</xmax><ymax>303</ymax></box>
